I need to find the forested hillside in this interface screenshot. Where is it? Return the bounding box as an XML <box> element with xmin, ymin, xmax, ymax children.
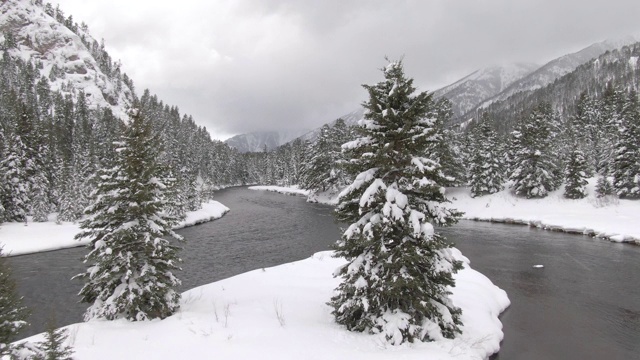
<box><xmin>0</xmin><ymin>0</ymin><xmax>253</xmax><ymax>225</ymax></box>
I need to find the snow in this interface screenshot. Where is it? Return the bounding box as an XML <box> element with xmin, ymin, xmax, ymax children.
<box><xmin>447</xmin><ymin>178</ymin><xmax>640</xmax><ymax>245</ymax></box>
<box><xmin>248</xmin><ymin>185</ymin><xmax>310</xmax><ymax>197</ymax></box>
<box><xmin>253</xmin><ymin>180</ymin><xmax>640</xmax><ymax>245</ymax></box>
<box><xmin>0</xmin><ymin>201</ymin><xmax>229</xmax><ymax>257</ymax></box>
<box><xmin>17</xmin><ymin>249</ymin><xmax>509</xmax><ymax>360</ymax></box>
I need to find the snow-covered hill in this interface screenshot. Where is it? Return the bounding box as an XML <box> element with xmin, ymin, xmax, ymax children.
<box><xmin>0</xmin><ymin>0</ymin><xmax>133</xmax><ymax>119</ymax></box>
<box><xmin>225</xmin><ymin>129</ymin><xmax>309</xmax><ymax>152</ymax></box>
<box><xmin>433</xmin><ymin>63</ymin><xmax>539</xmax><ymax>117</ymax></box>
<box><xmin>474</xmin><ymin>36</ymin><xmax>640</xmax><ymax>113</ymax></box>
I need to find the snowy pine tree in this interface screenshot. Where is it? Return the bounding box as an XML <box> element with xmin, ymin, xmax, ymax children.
<box><xmin>564</xmin><ymin>149</ymin><xmax>589</xmax><ymax>199</ymax></box>
<box><xmin>75</xmin><ymin>109</ymin><xmax>183</xmax><ymax>321</ymax></box>
<box><xmin>469</xmin><ymin>113</ymin><xmax>504</xmax><ymax>197</ymax></box>
<box><xmin>508</xmin><ymin>103</ymin><xmax>561</xmax><ymax>198</ymax></box>
<box><xmin>612</xmin><ymin>90</ymin><xmax>640</xmax><ymax>199</ymax></box>
<box><xmin>32</xmin><ymin>317</ymin><xmax>74</xmax><ymax>360</ymax></box>
<box><xmin>0</xmin><ymin>249</ymin><xmax>29</xmax><ymax>356</ymax></box>
<box><xmin>330</xmin><ymin>60</ymin><xmax>463</xmax><ymax>345</ymax></box>
<box><xmin>595</xmin><ymin>175</ymin><xmax>614</xmax><ymax>198</ymax></box>
<box><xmin>563</xmin><ymin>122</ymin><xmax>589</xmax><ymax>199</ymax></box>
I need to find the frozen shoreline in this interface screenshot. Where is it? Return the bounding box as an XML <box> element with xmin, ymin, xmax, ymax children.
<box><xmin>19</xmin><ymin>249</ymin><xmax>510</xmax><ymax>360</ymax></box>
<box><xmin>249</xmin><ymin>180</ymin><xmax>640</xmax><ymax>245</ymax></box>
<box><xmin>0</xmin><ymin>201</ymin><xmax>230</xmax><ymax>257</ymax></box>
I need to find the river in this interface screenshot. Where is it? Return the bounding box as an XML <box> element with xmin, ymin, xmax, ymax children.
<box><xmin>7</xmin><ymin>187</ymin><xmax>640</xmax><ymax>359</ymax></box>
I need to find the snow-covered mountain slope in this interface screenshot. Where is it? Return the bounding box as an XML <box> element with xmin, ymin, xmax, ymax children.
<box><xmin>432</xmin><ymin>63</ymin><xmax>539</xmax><ymax>117</ymax></box>
<box><xmin>295</xmin><ymin>63</ymin><xmax>538</xmax><ymax>143</ymax></box>
<box><xmin>225</xmin><ymin>129</ymin><xmax>309</xmax><ymax>152</ymax></box>
<box><xmin>298</xmin><ymin>108</ymin><xmax>365</xmax><ymax>142</ymax></box>
<box><xmin>474</xmin><ymin>36</ymin><xmax>640</xmax><ymax>113</ymax></box>
<box><xmin>0</xmin><ymin>0</ymin><xmax>133</xmax><ymax>119</ymax></box>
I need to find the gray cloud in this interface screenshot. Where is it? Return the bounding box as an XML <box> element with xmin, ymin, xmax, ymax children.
<box><xmin>62</xmin><ymin>0</ymin><xmax>640</xmax><ymax>139</ymax></box>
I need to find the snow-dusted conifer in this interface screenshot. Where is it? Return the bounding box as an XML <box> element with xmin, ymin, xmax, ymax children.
<box><xmin>0</xmin><ymin>249</ymin><xmax>29</xmax><ymax>356</ymax></box>
<box><xmin>33</xmin><ymin>317</ymin><xmax>74</xmax><ymax>360</ymax></box>
<box><xmin>330</xmin><ymin>60</ymin><xmax>463</xmax><ymax>345</ymax></box>
<box><xmin>431</xmin><ymin>98</ymin><xmax>466</xmax><ymax>186</ymax></box>
<box><xmin>469</xmin><ymin>113</ymin><xmax>504</xmax><ymax>197</ymax></box>
<box><xmin>75</xmin><ymin>109</ymin><xmax>183</xmax><ymax>321</ymax></box>
<box><xmin>564</xmin><ymin>149</ymin><xmax>589</xmax><ymax>199</ymax></box>
<box><xmin>0</xmin><ymin>134</ymin><xmax>31</xmax><ymax>222</ymax></box>
<box><xmin>595</xmin><ymin>175</ymin><xmax>614</xmax><ymax>198</ymax></box>
<box><xmin>612</xmin><ymin>90</ymin><xmax>640</xmax><ymax>199</ymax></box>
<box><xmin>508</xmin><ymin>103</ymin><xmax>561</xmax><ymax>198</ymax></box>
<box><xmin>563</xmin><ymin>122</ymin><xmax>589</xmax><ymax>199</ymax></box>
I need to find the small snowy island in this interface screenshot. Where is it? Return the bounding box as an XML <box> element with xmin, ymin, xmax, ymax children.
<box><xmin>20</xmin><ymin>249</ymin><xmax>509</xmax><ymax>360</ymax></box>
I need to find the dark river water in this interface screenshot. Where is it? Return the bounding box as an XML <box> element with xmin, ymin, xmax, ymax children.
<box><xmin>6</xmin><ymin>187</ymin><xmax>640</xmax><ymax>359</ymax></box>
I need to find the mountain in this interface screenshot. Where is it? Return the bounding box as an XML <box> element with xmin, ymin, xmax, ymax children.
<box><xmin>432</xmin><ymin>63</ymin><xmax>539</xmax><ymax>118</ymax></box>
<box><xmin>294</xmin><ymin>37</ymin><xmax>640</xmax><ymax>143</ymax></box>
<box><xmin>469</xmin><ymin>36</ymin><xmax>640</xmax><ymax>119</ymax></box>
<box><xmin>225</xmin><ymin>129</ymin><xmax>309</xmax><ymax>153</ymax></box>
<box><xmin>470</xmin><ymin>41</ymin><xmax>640</xmax><ymax>133</ymax></box>
<box><xmin>0</xmin><ymin>0</ymin><xmax>133</xmax><ymax>119</ymax></box>
<box><xmin>295</xmin><ymin>63</ymin><xmax>539</xmax><ymax>143</ymax></box>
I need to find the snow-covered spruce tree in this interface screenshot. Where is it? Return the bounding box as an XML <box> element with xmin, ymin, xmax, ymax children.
<box><xmin>75</xmin><ymin>109</ymin><xmax>183</xmax><ymax>321</ymax></box>
<box><xmin>595</xmin><ymin>175</ymin><xmax>614</xmax><ymax>198</ymax></box>
<box><xmin>330</xmin><ymin>60</ymin><xmax>463</xmax><ymax>345</ymax></box>
<box><xmin>508</xmin><ymin>103</ymin><xmax>561</xmax><ymax>198</ymax></box>
<box><xmin>564</xmin><ymin>150</ymin><xmax>589</xmax><ymax>199</ymax></box>
<box><xmin>301</xmin><ymin>124</ymin><xmax>333</xmax><ymax>192</ymax></box>
<box><xmin>32</xmin><ymin>317</ymin><xmax>74</xmax><ymax>360</ymax></box>
<box><xmin>612</xmin><ymin>90</ymin><xmax>640</xmax><ymax>199</ymax></box>
<box><xmin>563</xmin><ymin>123</ymin><xmax>589</xmax><ymax>199</ymax></box>
<box><xmin>469</xmin><ymin>113</ymin><xmax>504</xmax><ymax>197</ymax></box>
<box><xmin>0</xmin><ymin>249</ymin><xmax>30</xmax><ymax>356</ymax></box>
<box><xmin>431</xmin><ymin>98</ymin><xmax>466</xmax><ymax>186</ymax></box>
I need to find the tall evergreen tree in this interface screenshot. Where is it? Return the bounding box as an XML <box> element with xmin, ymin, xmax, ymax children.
<box><xmin>612</xmin><ymin>90</ymin><xmax>640</xmax><ymax>199</ymax></box>
<box><xmin>75</xmin><ymin>109</ymin><xmax>183</xmax><ymax>321</ymax></box>
<box><xmin>0</xmin><ymin>249</ymin><xmax>30</xmax><ymax>356</ymax></box>
<box><xmin>330</xmin><ymin>60</ymin><xmax>463</xmax><ymax>345</ymax></box>
<box><xmin>508</xmin><ymin>103</ymin><xmax>561</xmax><ymax>198</ymax></box>
<box><xmin>469</xmin><ymin>113</ymin><xmax>504</xmax><ymax>197</ymax></box>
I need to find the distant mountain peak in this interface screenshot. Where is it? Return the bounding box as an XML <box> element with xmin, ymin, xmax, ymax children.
<box><xmin>432</xmin><ymin>63</ymin><xmax>539</xmax><ymax>118</ymax></box>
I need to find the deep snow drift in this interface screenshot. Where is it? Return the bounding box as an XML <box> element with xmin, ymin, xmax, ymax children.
<box><xmin>0</xmin><ymin>201</ymin><xmax>230</xmax><ymax>256</ymax></box>
<box><xmin>249</xmin><ymin>180</ymin><xmax>640</xmax><ymax>245</ymax></box>
<box><xmin>19</xmin><ymin>249</ymin><xmax>509</xmax><ymax>360</ymax></box>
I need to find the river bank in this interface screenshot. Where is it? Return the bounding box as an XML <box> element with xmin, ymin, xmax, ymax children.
<box><xmin>0</xmin><ymin>200</ymin><xmax>230</xmax><ymax>256</ymax></box>
<box><xmin>250</xmin><ymin>179</ymin><xmax>640</xmax><ymax>245</ymax></box>
<box><xmin>19</xmin><ymin>249</ymin><xmax>509</xmax><ymax>360</ymax></box>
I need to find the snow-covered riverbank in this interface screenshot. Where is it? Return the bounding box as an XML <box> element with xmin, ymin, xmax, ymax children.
<box><xmin>448</xmin><ymin>180</ymin><xmax>640</xmax><ymax>245</ymax></box>
<box><xmin>19</xmin><ymin>249</ymin><xmax>509</xmax><ymax>360</ymax></box>
<box><xmin>250</xmin><ymin>180</ymin><xmax>640</xmax><ymax>245</ymax></box>
<box><xmin>0</xmin><ymin>201</ymin><xmax>230</xmax><ymax>256</ymax></box>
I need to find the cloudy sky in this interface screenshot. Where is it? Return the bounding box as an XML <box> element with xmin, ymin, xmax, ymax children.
<box><xmin>61</xmin><ymin>0</ymin><xmax>640</xmax><ymax>140</ymax></box>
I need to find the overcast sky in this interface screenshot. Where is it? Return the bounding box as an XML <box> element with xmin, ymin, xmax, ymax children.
<box><xmin>61</xmin><ymin>0</ymin><xmax>640</xmax><ymax>140</ymax></box>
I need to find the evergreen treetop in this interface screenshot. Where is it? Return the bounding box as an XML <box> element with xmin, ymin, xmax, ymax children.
<box><xmin>331</xmin><ymin>60</ymin><xmax>462</xmax><ymax>345</ymax></box>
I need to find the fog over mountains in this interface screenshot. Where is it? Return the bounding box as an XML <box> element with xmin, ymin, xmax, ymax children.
<box><xmin>225</xmin><ymin>36</ymin><xmax>640</xmax><ymax>152</ymax></box>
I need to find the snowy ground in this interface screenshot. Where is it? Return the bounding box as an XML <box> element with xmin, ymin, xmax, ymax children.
<box><xmin>448</xmin><ymin>179</ymin><xmax>640</xmax><ymax>245</ymax></box>
<box><xmin>250</xmin><ymin>179</ymin><xmax>640</xmax><ymax>245</ymax></box>
<box><xmin>0</xmin><ymin>201</ymin><xmax>230</xmax><ymax>257</ymax></box>
<box><xmin>248</xmin><ymin>185</ymin><xmax>310</xmax><ymax>197</ymax></box>
<box><xmin>19</xmin><ymin>249</ymin><xmax>509</xmax><ymax>360</ymax></box>
<box><xmin>248</xmin><ymin>185</ymin><xmax>341</xmax><ymax>205</ymax></box>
